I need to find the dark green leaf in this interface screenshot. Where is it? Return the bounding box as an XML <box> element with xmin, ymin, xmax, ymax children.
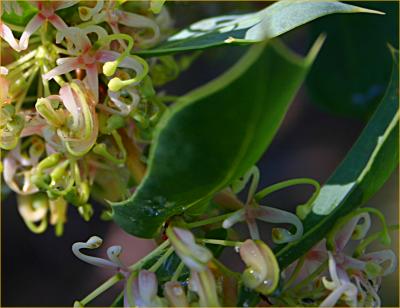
<box><xmin>112</xmin><ymin>38</ymin><xmax>323</xmax><ymax>238</ymax></box>
<box><xmin>276</xmin><ymin>56</ymin><xmax>399</xmax><ymax>268</ymax></box>
<box><xmin>306</xmin><ymin>1</ymin><xmax>398</xmax><ymax>119</ymax></box>
<box><xmin>137</xmin><ymin>0</ymin><xmax>380</xmax><ymax>57</ymax></box>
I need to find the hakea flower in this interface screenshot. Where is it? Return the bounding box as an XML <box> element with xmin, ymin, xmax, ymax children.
<box><xmin>189</xmin><ymin>268</ymin><xmax>221</xmax><ymax>307</ymax></box>
<box><xmin>72</xmin><ymin>235</ymin><xmax>128</xmax><ymax>270</ymax></box>
<box><xmin>17</xmin><ymin>192</ymin><xmax>67</xmax><ymax>235</ymax></box>
<box><xmin>36</xmin><ymin>80</ymin><xmax>98</xmax><ymax>156</ymax></box>
<box><xmin>166</xmin><ymin>226</ymin><xmax>213</xmax><ymax>272</ymax></box>
<box><xmin>283</xmin><ymin>211</ymin><xmax>396</xmax><ymax>307</ymax></box>
<box><xmin>319</xmin><ymin>252</ymin><xmax>358</xmax><ymax>307</ymax></box>
<box><xmin>3</xmin><ymin>139</ymin><xmax>44</xmax><ymax>195</ymax></box>
<box><xmin>78</xmin><ymin>0</ymin><xmax>161</xmax><ymax>48</ymax></box>
<box><xmin>72</xmin><ymin>236</ymin><xmax>164</xmax><ymax>307</ymax></box>
<box><xmin>222</xmin><ymin>167</ymin><xmax>303</xmax><ymax>243</ymax></box>
<box><xmin>43</xmin><ymin>26</ymin><xmax>147</xmax><ymax>102</ymax></box>
<box><xmin>239</xmin><ymin>239</ymin><xmax>280</xmax><ymax>295</ymax></box>
<box><xmin>18</xmin><ymin>1</ymin><xmax>77</xmax><ymax>51</ymax></box>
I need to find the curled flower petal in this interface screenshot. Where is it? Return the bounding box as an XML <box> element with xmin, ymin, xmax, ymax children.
<box><xmin>43</xmin><ymin>57</ymin><xmax>81</xmax><ymax>80</ymax></box>
<box><xmin>360</xmin><ymin>249</ymin><xmax>397</xmax><ymax>276</ymax></box>
<box><xmin>167</xmin><ymin>226</ymin><xmax>212</xmax><ymax>272</ymax></box>
<box><xmin>189</xmin><ymin>268</ymin><xmax>220</xmax><ymax>307</ymax></box>
<box><xmin>58</xmin><ymin>81</ymin><xmax>98</xmax><ymax>156</ymax></box>
<box><xmin>17</xmin><ymin>193</ymin><xmax>48</xmax><ymax>222</ymax></box>
<box><xmin>335</xmin><ymin>213</ymin><xmax>371</xmax><ymax>251</ymax></box>
<box><xmin>320</xmin><ymin>282</ymin><xmax>357</xmax><ymax>307</ymax></box>
<box><xmin>222</xmin><ymin>208</ymin><xmax>245</xmax><ymax>229</ymax></box>
<box><xmin>239</xmin><ymin>239</ymin><xmax>279</xmax><ymax>295</ymax></box>
<box><xmin>0</xmin><ymin>22</ymin><xmax>21</xmax><ymax>51</ymax></box>
<box><xmin>3</xmin><ymin>149</ymin><xmax>39</xmax><ymax>195</ymax></box>
<box><xmin>79</xmin><ymin>0</ymin><xmax>104</xmax><ymax>21</ymax></box>
<box><xmin>255</xmin><ymin>205</ymin><xmax>303</xmax><ymax>244</ymax></box>
<box><xmin>19</xmin><ymin>14</ymin><xmax>44</xmax><ymax>50</ymax></box>
<box><xmin>72</xmin><ymin>236</ymin><xmax>120</xmax><ymax>269</ymax></box>
<box><xmin>117</xmin><ymin>10</ymin><xmax>160</xmax><ymax>46</ymax></box>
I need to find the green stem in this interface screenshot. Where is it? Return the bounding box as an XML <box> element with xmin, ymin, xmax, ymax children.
<box><xmin>171</xmin><ymin>261</ymin><xmax>185</xmax><ymax>281</ymax></box>
<box><xmin>255</xmin><ymin>178</ymin><xmax>320</xmax><ymax>201</ymax></box>
<box><xmin>128</xmin><ymin>239</ymin><xmax>170</xmax><ymax>271</ymax></box>
<box><xmin>80</xmin><ymin>273</ymin><xmax>124</xmax><ymax>306</ymax></box>
<box><xmin>148</xmin><ymin>246</ymin><xmax>174</xmax><ymax>272</ymax></box>
<box><xmin>6</xmin><ymin>49</ymin><xmax>37</xmax><ymax>70</ymax></box>
<box><xmin>354</xmin><ymin>224</ymin><xmax>399</xmax><ymax>257</ymax></box>
<box><xmin>197</xmin><ymin>238</ymin><xmax>242</xmax><ymax>247</ymax></box>
<box><xmin>186</xmin><ymin>212</ymin><xmax>233</xmax><ymax>229</ymax></box>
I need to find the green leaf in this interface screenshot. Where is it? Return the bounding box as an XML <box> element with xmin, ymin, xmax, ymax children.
<box><xmin>137</xmin><ymin>0</ymin><xmax>381</xmax><ymax>57</ymax></box>
<box><xmin>276</xmin><ymin>55</ymin><xmax>399</xmax><ymax>268</ymax></box>
<box><xmin>112</xmin><ymin>38</ymin><xmax>324</xmax><ymax>238</ymax></box>
<box><xmin>306</xmin><ymin>1</ymin><xmax>398</xmax><ymax>119</ymax></box>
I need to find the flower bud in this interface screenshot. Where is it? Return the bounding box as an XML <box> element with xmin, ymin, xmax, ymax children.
<box><xmin>166</xmin><ymin>226</ymin><xmax>212</xmax><ymax>271</ymax></box>
<box><xmin>239</xmin><ymin>239</ymin><xmax>279</xmax><ymax>295</ymax></box>
<box><xmin>164</xmin><ymin>281</ymin><xmax>188</xmax><ymax>307</ymax></box>
<box><xmin>189</xmin><ymin>268</ymin><xmax>220</xmax><ymax>307</ymax></box>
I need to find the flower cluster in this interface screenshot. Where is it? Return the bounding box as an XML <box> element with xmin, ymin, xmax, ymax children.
<box><xmin>280</xmin><ymin>209</ymin><xmax>397</xmax><ymax>307</ymax></box>
<box><xmin>72</xmin><ymin>226</ymin><xmax>280</xmax><ymax>307</ymax></box>
<box><xmin>0</xmin><ymin>0</ymin><xmax>180</xmax><ymax>234</ymax></box>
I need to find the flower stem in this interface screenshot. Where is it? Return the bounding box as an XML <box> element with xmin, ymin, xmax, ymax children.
<box><xmin>80</xmin><ymin>273</ymin><xmax>124</xmax><ymax>306</ymax></box>
<box><xmin>197</xmin><ymin>238</ymin><xmax>242</xmax><ymax>247</ymax></box>
<box><xmin>148</xmin><ymin>246</ymin><xmax>174</xmax><ymax>272</ymax></box>
<box><xmin>171</xmin><ymin>261</ymin><xmax>185</xmax><ymax>281</ymax></box>
<box><xmin>128</xmin><ymin>239</ymin><xmax>170</xmax><ymax>271</ymax></box>
<box><xmin>186</xmin><ymin>212</ymin><xmax>233</xmax><ymax>229</ymax></box>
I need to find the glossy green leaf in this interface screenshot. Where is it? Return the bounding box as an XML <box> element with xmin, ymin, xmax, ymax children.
<box><xmin>276</xmin><ymin>57</ymin><xmax>399</xmax><ymax>268</ymax></box>
<box><xmin>112</xmin><ymin>38</ymin><xmax>323</xmax><ymax>238</ymax></box>
<box><xmin>306</xmin><ymin>1</ymin><xmax>398</xmax><ymax>119</ymax></box>
<box><xmin>137</xmin><ymin>0</ymin><xmax>380</xmax><ymax>57</ymax></box>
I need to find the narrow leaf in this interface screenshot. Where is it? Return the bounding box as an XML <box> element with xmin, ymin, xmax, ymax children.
<box><xmin>276</xmin><ymin>57</ymin><xmax>399</xmax><ymax>268</ymax></box>
<box><xmin>138</xmin><ymin>0</ymin><xmax>381</xmax><ymax>57</ymax></box>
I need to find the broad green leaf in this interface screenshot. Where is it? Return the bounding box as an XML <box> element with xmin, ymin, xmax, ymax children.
<box><xmin>112</xmin><ymin>38</ymin><xmax>324</xmax><ymax>238</ymax></box>
<box><xmin>276</xmin><ymin>57</ymin><xmax>399</xmax><ymax>268</ymax></box>
<box><xmin>306</xmin><ymin>1</ymin><xmax>398</xmax><ymax>119</ymax></box>
<box><xmin>137</xmin><ymin>0</ymin><xmax>380</xmax><ymax>57</ymax></box>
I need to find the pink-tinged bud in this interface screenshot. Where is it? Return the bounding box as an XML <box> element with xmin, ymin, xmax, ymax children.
<box><xmin>125</xmin><ymin>270</ymin><xmax>163</xmax><ymax>307</ymax></box>
<box><xmin>164</xmin><ymin>281</ymin><xmax>188</xmax><ymax>307</ymax></box>
<box><xmin>239</xmin><ymin>239</ymin><xmax>279</xmax><ymax>295</ymax></box>
<box><xmin>166</xmin><ymin>226</ymin><xmax>212</xmax><ymax>271</ymax></box>
<box><xmin>189</xmin><ymin>268</ymin><xmax>220</xmax><ymax>307</ymax></box>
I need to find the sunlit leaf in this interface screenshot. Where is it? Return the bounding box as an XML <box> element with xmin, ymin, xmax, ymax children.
<box><xmin>138</xmin><ymin>0</ymin><xmax>380</xmax><ymax>57</ymax></box>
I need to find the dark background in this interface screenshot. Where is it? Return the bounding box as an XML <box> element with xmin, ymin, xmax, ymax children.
<box><xmin>2</xmin><ymin>2</ymin><xmax>399</xmax><ymax>306</ymax></box>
